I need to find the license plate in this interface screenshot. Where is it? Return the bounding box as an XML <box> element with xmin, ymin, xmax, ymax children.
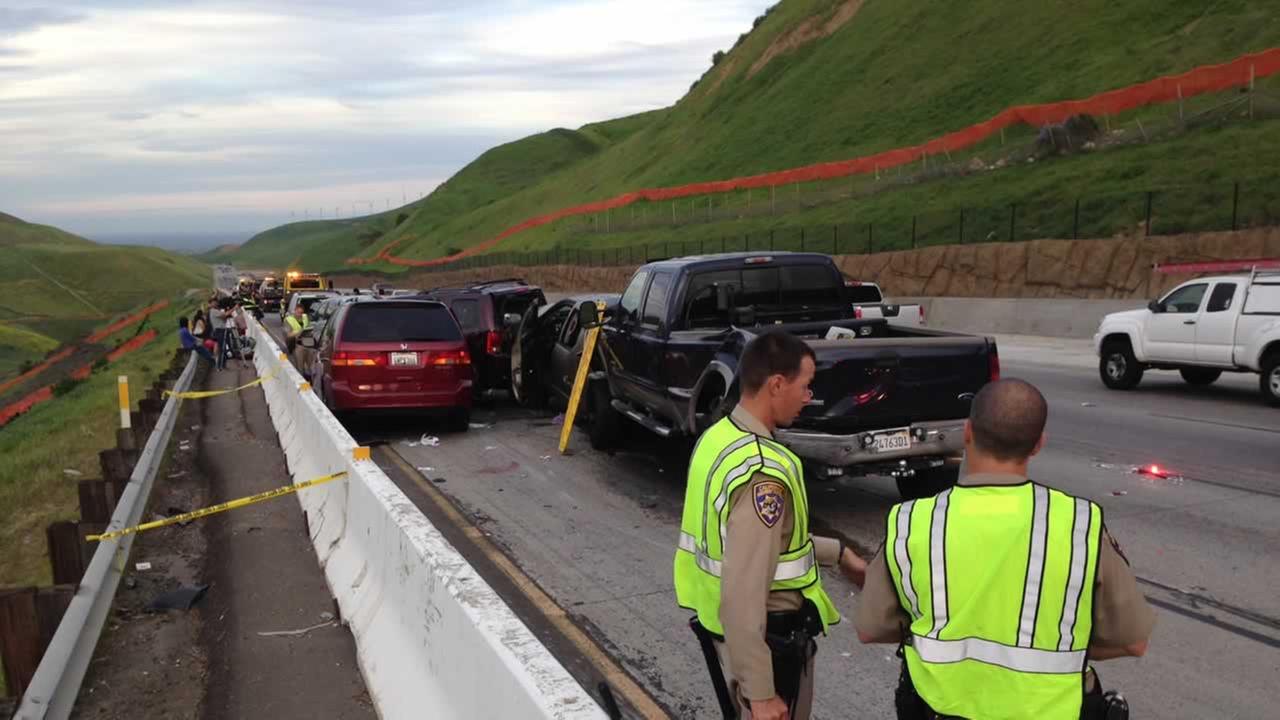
<box><xmin>872</xmin><ymin>429</ymin><xmax>911</xmax><ymax>453</ymax></box>
<box><xmin>390</xmin><ymin>352</ymin><xmax>418</xmax><ymax>367</ymax></box>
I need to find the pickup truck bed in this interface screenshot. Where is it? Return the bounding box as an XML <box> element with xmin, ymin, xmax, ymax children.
<box><xmin>584</xmin><ymin>252</ymin><xmax>999</xmax><ymax>498</ymax></box>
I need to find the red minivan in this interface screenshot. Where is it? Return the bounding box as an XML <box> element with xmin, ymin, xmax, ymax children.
<box><xmin>303</xmin><ymin>299</ymin><xmax>473</xmax><ymax>429</ymax></box>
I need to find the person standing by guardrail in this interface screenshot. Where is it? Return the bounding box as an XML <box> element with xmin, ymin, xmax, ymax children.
<box><xmin>854</xmin><ymin>379</ymin><xmax>1153</xmax><ymax>719</ymax></box>
<box><xmin>675</xmin><ymin>330</ymin><xmax>868</xmax><ymax>720</ymax></box>
<box><xmin>178</xmin><ymin>316</ymin><xmax>215</xmax><ymax>364</ymax></box>
<box><xmin>284</xmin><ymin>302</ymin><xmax>311</xmax><ymax>359</ymax></box>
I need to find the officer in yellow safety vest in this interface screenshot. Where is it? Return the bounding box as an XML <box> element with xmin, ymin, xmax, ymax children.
<box><xmin>675</xmin><ymin>330</ymin><xmax>868</xmax><ymax>720</ymax></box>
<box><xmin>285</xmin><ymin>303</ymin><xmax>310</xmax><ymax>354</ymax></box>
<box><xmin>855</xmin><ymin>379</ymin><xmax>1155</xmax><ymax>720</ymax></box>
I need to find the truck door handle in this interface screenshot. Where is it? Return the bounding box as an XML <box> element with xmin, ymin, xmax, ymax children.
<box><xmin>1183</xmin><ymin>320</ymin><xmax>1196</xmax><ymax>325</ymax></box>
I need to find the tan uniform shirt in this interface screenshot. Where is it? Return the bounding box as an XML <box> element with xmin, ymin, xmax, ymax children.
<box><xmin>854</xmin><ymin>472</ymin><xmax>1156</xmax><ymax>650</ymax></box>
<box><xmin>719</xmin><ymin>406</ymin><xmax>842</xmax><ymax>701</ymax></box>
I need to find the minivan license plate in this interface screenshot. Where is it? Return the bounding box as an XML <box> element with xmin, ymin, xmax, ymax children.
<box><xmin>873</xmin><ymin>429</ymin><xmax>911</xmax><ymax>453</ymax></box>
<box><xmin>390</xmin><ymin>352</ymin><xmax>418</xmax><ymax>367</ymax></box>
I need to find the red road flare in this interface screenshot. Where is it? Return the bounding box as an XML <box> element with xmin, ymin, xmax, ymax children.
<box><xmin>347</xmin><ymin>47</ymin><xmax>1280</xmax><ymax>268</ymax></box>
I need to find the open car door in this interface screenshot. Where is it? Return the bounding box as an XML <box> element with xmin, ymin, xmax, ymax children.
<box><xmin>509</xmin><ymin>301</ymin><xmax>542</xmax><ymax>406</ymax></box>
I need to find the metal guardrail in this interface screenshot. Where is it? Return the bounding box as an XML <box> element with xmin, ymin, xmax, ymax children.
<box><xmin>14</xmin><ymin>353</ymin><xmax>198</xmax><ymax>720</ymax></box>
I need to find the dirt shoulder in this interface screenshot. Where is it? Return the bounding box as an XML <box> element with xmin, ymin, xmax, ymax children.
<box><xmin>73</xmin><ymin>360</ymin><xmax>373</xmax><ymax>719</ymax></box>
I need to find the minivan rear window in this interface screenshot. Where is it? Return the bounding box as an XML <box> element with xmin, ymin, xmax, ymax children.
<box><xmin>340</xmin><ymin>304</ymin><xmax>462</xmax><ymax>343</ymax></box>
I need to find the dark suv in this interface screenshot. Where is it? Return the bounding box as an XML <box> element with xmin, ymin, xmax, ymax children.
<box><xmin>419</xmin><ymin>279</ymin><xmax>546</xmax><ymax>396</ymax></box>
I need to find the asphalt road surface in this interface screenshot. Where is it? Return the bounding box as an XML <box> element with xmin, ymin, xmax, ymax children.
<box><xmin>263</xmin><ymin>311</ymin><xmax>1279</xmax><ymax>719</ymax></box>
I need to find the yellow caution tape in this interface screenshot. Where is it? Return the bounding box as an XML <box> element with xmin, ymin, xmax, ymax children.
<box><xmin>86</xmin><ymin>471</ymin><xmax>348</xmax><ymax>542</ymax></box>
<box><xmin>163</xmin><ymin>370</ymin><xmax>278</xmax><ymax>399</ymax></box>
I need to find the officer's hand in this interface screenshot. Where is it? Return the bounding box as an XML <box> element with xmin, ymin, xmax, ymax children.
<box><xmin>749</xmin><ymin>696</ymin><xmax>789</xmax><ymax>720</ymax></box>
<box><xmin>839</xmin><ymin>547</ymin><xmax>867</xmax><ymax>589</ymax></box>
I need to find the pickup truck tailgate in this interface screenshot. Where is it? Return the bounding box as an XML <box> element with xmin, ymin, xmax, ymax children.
<box><xmin>797</xmin><ymin>336</ymin><xmax>995</xmax><ymax>434</ymax></box>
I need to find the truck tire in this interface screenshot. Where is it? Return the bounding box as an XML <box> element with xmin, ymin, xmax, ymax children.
<box><xmin>1179</xmin><ymin>368</ymin><xmax>1222</xmax><ymax>386</ymax></box>
<box><xmin>896</xmin><ymin>465</ymin><xmax>959</xmax><ymax>501</ymax></box>
<box><xmin>588</xmin><ymin>383</ymin><xmax>621</xmax><ymax>451</ymax></box>
<box><xmin>1261</xmin><ymin>354</ymin><xmax>1280</xmax><ymax>407</ymax></box>
<box><xmin>1099</xmin><ymin>340</ymin><xmax>1143</xmax><ymax>390</ymax></box>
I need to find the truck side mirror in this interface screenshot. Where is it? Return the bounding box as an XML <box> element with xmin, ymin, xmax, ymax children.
<box><xmin>577</xmin><ymin>300</ymin><xmax>600</xmax><ymax>329</ymax></box>
<box><xmin>1147</xmin><ymin>299</ymin><xmax>1165</xmax><ymax>314</ymax></box>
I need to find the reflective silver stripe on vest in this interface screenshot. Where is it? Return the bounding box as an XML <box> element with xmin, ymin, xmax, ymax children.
<box><xmin>677</xmin><ymin>531</ymin><xmax>815</xmax><ymax>582</ymax></box>
<box><xmin>700</xmin><ymin>436</ymin><xmax>759</xmax><ymax>548</ymax></box>
<box><xmin>927</xmin><ymin>489</ymin><xmax>952</xmax><ymax>638</ymax></box>
<box><xmin>1057</xmin><ymin>498</ymin><xmax>1093</xmax><ymax>651</ymax></box>
<box><xmin>894</xmin><ymin>500</ymin><xmax>920</xmax><ymax>618</ymax></box>
<box><xmin>1017</xmin><ymin>484</ymin><xmax>1050</xmax><ymax>647</ymax></box>
<box><xmin>912</xmin><ymin>634</ymin><xmax>1086</xmax><ymax>674</ymax></box>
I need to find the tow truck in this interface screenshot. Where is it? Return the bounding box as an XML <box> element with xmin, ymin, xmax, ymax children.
<box><xmin>282</xmin><ymin>271</ymin><xmax>328</xmax><ymax>318</ymax></box>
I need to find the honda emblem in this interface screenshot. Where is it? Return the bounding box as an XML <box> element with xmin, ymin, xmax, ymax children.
<box><xmin>400</xmin><ymin>343</ymin><xmax>409</xmax><ymax>351</ymax></box>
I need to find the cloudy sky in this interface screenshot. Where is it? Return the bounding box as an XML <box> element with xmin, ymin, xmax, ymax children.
<box><xmin>0</xmin><ymin>0</ymin><xmax>770</xmax><ymax>245</ymax></box>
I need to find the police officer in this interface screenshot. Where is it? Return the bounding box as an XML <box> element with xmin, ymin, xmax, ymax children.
<box><xmin>855</xmin><ymin>378</ymin><xmax>1155</xmax><ymax>719</ymax></box>
<box><xmin>284</xmin><ymin>303</ymin><xmax>311</xmax><ymax>357</ymax></box>
<box><xmin>676</xmin><ymin>330</ymin><xmax>867</xmax><ymax>720</ymax></box>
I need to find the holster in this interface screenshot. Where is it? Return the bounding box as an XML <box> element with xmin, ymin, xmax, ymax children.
<box><xmin>763</xmin><ymin>601</ymin><xmax>822</xmax><ymax>711</ymax></box>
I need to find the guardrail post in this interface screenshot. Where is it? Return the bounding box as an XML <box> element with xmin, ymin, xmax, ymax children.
<box><xmin>0</xmin><ymin>587</ymin><xmax>41</xmax><ymax>695</ymax></box>
<box><xmin>1145</xmin><ymin>192</ymin><xmax>1154</xmax><ymax>236</ymax></box>
<box><xmin>46</xmin><ymin>522</ymin><xmax>85</xmax><ymax>586</ymax></box>
<box><xmin>1232</xmin><ymin>182</ymin><xmax>1240</xmax><ymax>231</ymax></box>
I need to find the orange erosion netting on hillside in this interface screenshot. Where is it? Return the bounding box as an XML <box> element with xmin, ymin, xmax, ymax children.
<box><xmin>1</xmin><ymin>329</ymin><xmax>160</xmax><ymax>427</ymax></box>
<box><xmin>86</xmin><ymin>300</ymin><xmax>170</xmax><ymax>344</ymax></box>
<box><xmin>348</xmin><ymin>47</ymin><xmax>1280</xmax><ymax>268</ymax></box>
<box><xmin>0</xmin><ymin>346</ymin><xmax>75</xmax><ymax>396</ymax></box>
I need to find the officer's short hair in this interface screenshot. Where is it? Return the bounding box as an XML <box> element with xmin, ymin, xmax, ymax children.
<box><xmin>969</xmin><ymin>379</ymin><xmax>1047</xmax><ymax>461</ymax></box>
<box><xmin>739</xmin><ymin>330</ymin><xmax>815</xmax><ymax>395</ymax></box>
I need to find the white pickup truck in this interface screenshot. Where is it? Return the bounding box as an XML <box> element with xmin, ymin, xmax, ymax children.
<box><xmin>844</xmin><ymin>280</ymin><xmax>925</xmax><ymax>327</ymax></box>
<box><xmin>1094</xmin><ymin>268</ymin><xmax>1280</xmax><ymax>404</ymax></box>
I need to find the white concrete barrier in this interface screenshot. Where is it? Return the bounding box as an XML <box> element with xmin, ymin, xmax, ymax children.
<box><xmin>248</xmin><ymin>321</ymin><xmax>607</xmax><ymax>720</ymax></box>
<box><xmin>905</xmin><ymin>297</ymin><xmax>1143</xmax><ymax>339</ymax></box>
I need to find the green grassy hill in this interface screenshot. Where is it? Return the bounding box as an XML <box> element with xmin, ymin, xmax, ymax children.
<box><xmin>232</xmin><ymin>0</ymin><xmax>1280</xmax><ymax>272</ymax></box>
<box><xmin>0</xmin><ymin>213</ymin><xmax>209</xmax><ymax>376</ymax></box>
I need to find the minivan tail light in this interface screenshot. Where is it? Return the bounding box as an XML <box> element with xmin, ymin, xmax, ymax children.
<box><xmin>334</xmin><ymin>351</ymin><xmax>385</xmax><ymax>367</ymax></box>
<box><xmin>430</xmin><ymin>350</ymin><xmax>471</xmax><ymax>366</ymax></box>
<box><xmin>485</xmin><ymin>330</ymin><xmax>503</xmax><ymax>355</ymax></box>
<box><xmin>989</xmin><ymin>348</ymin><xmax>1001</xmax><ymax>382</ymax></box>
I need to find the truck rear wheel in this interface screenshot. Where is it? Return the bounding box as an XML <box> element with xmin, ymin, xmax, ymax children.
<box><xmin>1099</xmin><ymin>340</ymin><xmax>1143</xmax><ymax>390</ymax></box>
<box><xmin>1261</xmin><ymin>354</ymin><xmax>1280</xmax><ymax>407</ymax></box>
<box><xmin>1179</xmin><ymin>368</ymin><xmax>1222</xmax><ymax>386</ymax></box>
<box><xmin>896</xmin><ymin>466</ymin><xmax>959</xmax><ymax>501</ymax></box>
<box><xmin>588</xmin><ymin>383</ymin><xmax>621</xmax><ymax>451</ymax></box>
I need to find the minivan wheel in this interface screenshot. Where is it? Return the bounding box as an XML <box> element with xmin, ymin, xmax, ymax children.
<box><xmin>896</xmin><ymin>466</ymin><xmax>959</xmax><ymax>501</ymax></box>
<box><xmin>448</xmin><ymin>408</ymin><xmax>471</xmax><ymax>433</ymax></box>
<box><xmin>1099</xmin><ymin>340</ymin><xmax>1143</xmax><ymax>390</ymax></box>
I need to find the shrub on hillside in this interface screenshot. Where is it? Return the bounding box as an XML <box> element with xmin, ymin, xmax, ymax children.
<box><xmin>52</xmin><ymin>377</ymin><xmax>83</xmax><ymax>397</ymax></box>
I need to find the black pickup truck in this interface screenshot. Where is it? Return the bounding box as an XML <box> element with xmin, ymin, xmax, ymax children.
<box><xmin>577</xmin><ymin>252</ymin><xmax>1000</xmax><ymax>499</ymax></box>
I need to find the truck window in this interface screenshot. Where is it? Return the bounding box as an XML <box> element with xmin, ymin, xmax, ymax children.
<box><xmin>1206</xmin><ymin>283</ymin><xmax>1237</xmax><ymax>313</ymax></box>
<box><xmin>619</xmin><ymin>271</ymin><xmax>649</xmax><ymax>322</ymax></box>
<box><xmin>780</xmin><ymin>265</ymin><xmax>844</xmax><ymax>306</ymax></box>
<box><xmin>739</xmin><ymin>267</ymin><xmax>780</xmax><ymax>307</ymax></box>
<box><xmin>642</xmin><ymin>273</ymin><xmax>673</xmax><ymax>328</ymax></box>
<box><xmin>1161</xmin><ymin>283</ymin><xmax>1207</xmax><ymax>313</ymax></box>
<box><xmin>684</xmin><ymin>270</ymin><xmax>738</xmax><ymax>329</ymax></box>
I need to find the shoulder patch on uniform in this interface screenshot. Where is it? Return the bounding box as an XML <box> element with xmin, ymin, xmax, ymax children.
<box><xmin>752</xmin><ymin>481</ymin><xmax>787</xmax><ymax>529</ymax></box>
